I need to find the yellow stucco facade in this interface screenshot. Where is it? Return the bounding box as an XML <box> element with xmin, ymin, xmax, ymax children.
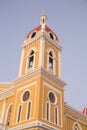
<box><xmin>0</xmin><ymin>14</ymin><xmax>87</xmax><ymax>130</ymax></box>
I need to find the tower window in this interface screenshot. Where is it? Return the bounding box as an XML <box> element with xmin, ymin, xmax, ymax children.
<box><xmin>27</xmin><ymin>102</ymin><xmax>31</xmax><ymax>120</ymax></box>
<box><xmin>6</xmin><ymin>105</ymin><xmax>12</xmax><ymax>126</ymax></box>
<box><xmin>49</xmin><ymin>51</ymin><xmax>53</xmax><ymax>70</ymax></box>
<box><xmin>46</xmin><ymin>102</ymin><xmax>50</xmax><ymax>121</ymax></box>
<box><xmin>49</xmin><ymin>92</ymin><xmax>55</xmax><ymax>104</ymax></box>
<box><xmin>49</xmin><ymin>32</ymin><xmax>55</xmax><ymax>40</ymax></box>
<box><xmin>17</xmin><ymin>105</ymin><xmax>22</xmax><ymax>123</ymax></box>
<box><xmin>28</xmin><ymin>50</ymin><xmax>34</xmax><ymax>69</ymax></box>
<box><xmin>31</xmin><ymin>31</ymin><xmax>36</xmax><ymax>38</ymax></box>
<box><xmin>55</xmin><ymin>107</ymin><xmax>58</xmax><ymax>125</ymax></box>
<box><xmin>22</xmin><ymin>91</ymin><xmax>30</xmax><ymax>102</ymax></box>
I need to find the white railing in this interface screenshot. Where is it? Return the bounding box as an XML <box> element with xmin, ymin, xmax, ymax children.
<box><xmin>0</xmin><ymin>123</ymin><xmax>7</xmax><ymax>130</ymax></box>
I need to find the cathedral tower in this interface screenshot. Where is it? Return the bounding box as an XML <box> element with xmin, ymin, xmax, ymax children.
<box><xmin>0</xmin><ymin>14</ymin><xmax>66</xmax><ymax>130</ymax></box>
<box><xmin>17</xmin><ymin>14</ymin><xmax>66</xmax><ymax>130</ymax></box>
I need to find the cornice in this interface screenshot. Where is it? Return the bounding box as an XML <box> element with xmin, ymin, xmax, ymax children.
<box><xmin>41</xmin><ymin>67</ymin><xmax>67</xmax><ymax>87</ymax></box>
<box><xmin>8</xmin><ymin>121</ymin><xmax>60</xmax><ymax>130</ymax></box>
<box><xmin>13</xmin><ymin>67</ymin><xmax>67</xmax><ymax>88</ymax></box>
<box><xmin>0</xmin><ymin>87</ymin><xmax>14</xmax><ymax>101</ymax></box>
<box><xmin>0</xmin><ymin>67</ymin><xmax>66</xmax><ymax>100</ymax></box>
<box><xmin>22</xmin><ymin>30</ymin><xmax>62</xmax><ymax>51</ymax></box>
<box><xmin>0</xmin><ymin>82</ymin><xmax>13</xmax><ymax>86</ymax></box>
<box><xmin>64</xmin><ymin>104</ymin><xmax>87</xmax><ymax>120</ymax></box>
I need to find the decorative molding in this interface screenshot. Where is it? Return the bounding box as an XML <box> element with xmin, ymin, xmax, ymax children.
<box><xmin>72</xmin><ymin>122</ymin><xmax>82</xmax><ymax>130</ymax></box>
<box><xmin>18</xmin><ymin>48</ymin><xmax>24</xmax><ymax>77</ymax></box>
<box><xmin>4</xmin><ymin>103</ymin><xmax>13</xmax><ymax>124</ymax></box>
<box><xmin>0</xmin><ymin>67</ymin><xmax>66</xmax><ymax>101</ymax></box>
<box><xmin>13</xmin><ymin>81</ymin><xmax>37</xmax><ymax>124</ymax></box>
<box><xmin>39</xmin><ymin>36</ymin><xmax>45</xmax><ymax>67</ymax></box>
<box><xmin>1</xmin><ymin>99</ymin><xmax>6</xmax><ymax>123</ymax></box>
<box><xmin>65</xmin><ymin>114</ymin><xmax>87</xmax><ymax>127</ymax></box>
<box><xmin>42</xmin><ymin>82</ymin><xmax>63</xmax><ymax>127</ymax></box>
<box><xmin>22</xmin><ymin>31</ymin><xmax>62</xmax><ymax>51</ymax></box>
<box><xmin>65</xmin><ymin>104</ymin><xmax>87</xmax><ymax>120</ymax></box>
<box><xmin>58</xmin><ymin>50</ymin><xmax>62</xmax><ymax>78</ymax></box>
<box><xmin>8</xmin><ymin>121</ymin><xmax>61</xmax><ymax>130</ymax></box>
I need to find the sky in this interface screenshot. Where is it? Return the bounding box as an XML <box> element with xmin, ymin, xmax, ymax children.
<box><xmin>0</xmin><ymin>0</ymin><xmax>87</xmax><ymax>112</ymax></box>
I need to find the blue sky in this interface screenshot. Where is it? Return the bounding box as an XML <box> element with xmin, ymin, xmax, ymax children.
<box><xmin>0</xmin><ymin>0</ymin><xmax>87</xmax><ymax>111</ymax></box>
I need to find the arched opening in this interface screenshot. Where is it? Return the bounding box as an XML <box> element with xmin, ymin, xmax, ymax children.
<box><xmin>6</xmin><ymin>105</ymin><xmax>12</xmax><ymax>126</ymax></box>
<box><xmin>46</xmin><ymin>102</ymin><xmax>50</xmax><ymax>121</ymax></box>
<box><xmin>27</xmin><ymin>102</ymin><xmax>31</xmax><ymax>120</ymax></box>
<box><xmin>55</xmin><ymin>107</ymin><xmax>58</xmax><ymax>125</ymax></box>
<box><xmin>49</xmin><ymin>51</ymin><xmax>53</xmax><ymax>70</ymax></box>
<box><xmin>73</xmin><ymin>122</ymin><xmax>82</xmax><ymax>130</ymax></box>
<box><xmin>17</xmin><ymin>105</ymin><xmax>22</xmax><ymax>123</ymax></box>
<box><xmin>28</xmin><ymin>50</ymin><xmax>34</xmax><ymax>69</ymax></box>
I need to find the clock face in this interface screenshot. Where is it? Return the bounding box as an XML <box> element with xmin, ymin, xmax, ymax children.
<box><xmin>49</xmin><ymin>92</ymin><xmax>55</xmax><ymax>103</ymax></box>
<box><xmin>22</xmin><ymin>91</ymin><xmax>30</xmax><ymax>102</ymax></box>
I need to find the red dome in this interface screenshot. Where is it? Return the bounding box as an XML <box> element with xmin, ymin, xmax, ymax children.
<box><xmin>26</xmin><ymin>25</ymin><xmax>58</xmax><ymax>41</ymax></box>
<box><xmin>83</xmin><ymin>106</ymin><xmax>87</xmax><ymax>115</ymax></box>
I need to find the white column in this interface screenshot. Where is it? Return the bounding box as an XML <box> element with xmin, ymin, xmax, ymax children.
<box><xmin>1</xmin><ymin>99</ymin><xmax>6</xmax><ymax>123</ymax></box>
<box><xmin>58</xmin><ymin>50</ymin><xmax>62</xmax><ymax>78</ymax></box>
<box><xmin>18</xmin><ymin>47</ymin><xmax>24</xmax><ymax>76</ymax></box>
<box><xmin>39</xmin><ymin>36</ymin><xmax>45</xmax><ymax>67</ymax></box>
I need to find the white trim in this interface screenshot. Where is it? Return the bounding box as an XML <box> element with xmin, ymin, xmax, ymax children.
<box><xmin>1</xmin><ymin>99</ymin><xmax>6</xmax><ymax>123</ymax></box>
<box><xmin>18</xmin><ymin>48</ymin><xmax>24</xmax><ymax>77</ymax></box>
<box><xmin>65</xmin><ymin>114</ymin><xmax>87</xmax><ymax>126</ymax></box>
<box><xmin>4</xmin><ymin>103</ymin><xmax>13</xmax><ymax>125</ymax></box>
<box><xmin>65</xmin><ymin>104</ymin><xmax>87</xmax><ymax>120</ymax></box>
<box><xmin>8</xmin><ymin>121</ymin><xmax>60</xmax><ymax>130</ymax></box>
<box><xmin>42</xmin><ymin>81</ymin><xmax>63</xmax><ymax>127</ymax></box>
<box><xmin>39</xmin><ymin>36</ymin><xmax>45</xmax><ymax>67</ymax></box>
<box><xmin>0</xmin><ymin>67</ymin><xmax>66</xmax><ymax>101</ymax></box>
<box><xmin>48</xmin><ymin>91</ymin><xmax>57</xmax><ymax>105</ymax></box>
<box><xmin>72</xmin><ymin>122</ymin><xmax>82</xmax><ymax>130</ymax></box>
<box><xmin>12</xmin><ymin>81</ymin><xmax>37</xmax><ymax>124</ymax></box>
<box><xmin>23</xmin><ymin>31</ymin><xmax>62</xmax><ymax>51</ymax></box>
<box><xmin>58</xmin><ymin>50</ymin><xmax>62</xmax><ymax>78</ymax></box>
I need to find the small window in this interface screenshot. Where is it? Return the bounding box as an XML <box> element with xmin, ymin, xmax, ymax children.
<box><xmin>17</xmin><ymin>105</ymin><xmax>22</xmax><ymax>122</ymax></box>
<box><xmin>46</xmin><ymin>102</ymin><xmax>49</xmax><ymax>121</ymax></box>
<box><xmin>27</xmin><ymin>102</ymin><xmax>31</xmax><ymax>120</ymax></box>
<box><xmin>31</xmin><ymin>31</ymin><xmax>36</xmax><ymax>38</ymax></box>
<box><xmin>22</xmin><ymin>91</ymin><xmax>30</xmax><ymax>102</ymax></box>
<box><xmin>48</xmin><ymin>92</ymin><xmax>56</xmax><ymax>104</ymax></box>
<box><xmin>28</xmin><ymin>50</ymin><xmax>34</xmax><ymax>69</ymax></box>
<box><xmin>49</xmin><ymin>32</ymin><xmax>54</xmax><ymax>40</ymax></box>
<box><xmin>6</xmin><ymin>105</ymin><xmax>12</xmax><ymax>126</ymax></box>
<box><xmin>55</xmin><ymin>107</ymin><xmax>58</xmax><ymax>125</ymax></box>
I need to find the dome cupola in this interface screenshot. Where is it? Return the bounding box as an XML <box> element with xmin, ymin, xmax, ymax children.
<box><xmin>25</xmin><ymin>13</ymin><xmax>59</xmax><ymax>42</ymax></box>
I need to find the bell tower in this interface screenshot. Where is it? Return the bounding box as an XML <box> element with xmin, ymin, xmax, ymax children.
<box><xmin>19</xmin><ymin>14</ymin><xmax>62</xmax><ymax>78</ymax></box>
<box><xmin>15</xmin><ymin>14</ymin><xmax>66</xmax><ymax>130</ymax></box>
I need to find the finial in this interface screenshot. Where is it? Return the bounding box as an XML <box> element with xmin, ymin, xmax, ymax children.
<box><xmin>42</xmin><ymin>10</ymin><xmax>45</xmax><ymax>15</ymax></box>
<box><xmin>40</xmin><ymin>11</ymin><xmax>47</xmax><ymax>29</ymax></box>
